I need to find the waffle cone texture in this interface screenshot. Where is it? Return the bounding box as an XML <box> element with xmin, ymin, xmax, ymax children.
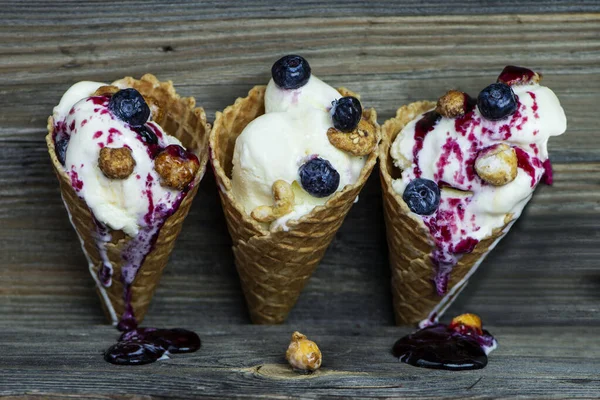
<box><xmin>46</xmin><ymin>74</ymin><xmax>211</xmax><ymax>325</ymax></box>
<box><xmin>210</xmin><ymin>86</ymin><xmax>380</xmax><ymax>324</ymax></box>
<box><xmin>380</xmin><ymin>101</ymin><xmax>513</xmax><ymax>326</ymax></box>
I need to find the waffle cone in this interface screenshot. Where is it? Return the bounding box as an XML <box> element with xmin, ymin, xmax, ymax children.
<box><xmin>46</xmin><ymin>74</ymin><xmax>211</xmax><ymax>325</ymax></box>
<box><xmin>210</xmin><ymin>86</ymin><xmax>379</xmax><ymax>324</ymax></box>
<box><xmin>380</xmin><ymin>102</ymin><xmax>514</xmax><ymax>326</ymax></box>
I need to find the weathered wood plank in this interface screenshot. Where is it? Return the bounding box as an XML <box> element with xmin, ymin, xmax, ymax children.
<box><xmin>1</xmin><ymin>14</ymin><xmax>599</xmax><ymax>162</ymax></box>
<box><xmin>0</xmin><ymin>0</ymin><xmax>599</xmax><ymax>22</ymax></box>
<box><xmin>0</xmin><ymin>326</ymin><xmax>599</xmax><ymax>399</ymax></box>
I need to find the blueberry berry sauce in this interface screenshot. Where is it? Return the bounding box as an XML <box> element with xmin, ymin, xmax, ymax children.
<box><xmin>392</xmin><ymin>315</ymin><xmax>496</xmax><ymax>371</ymax></box>
<box><xmin>104</xmin><ymin>328</ymin><xmax>201</xmax><ymax>365</ymax></box>
<box><xmin>53</xmin><ymin>85</ymin><xmax>202</xmax><ymax>366</ymax></box>
<box><xmin>393</xmin><ymin>66</ymin><xmax>564</xmax><ymax>296</ymax></box>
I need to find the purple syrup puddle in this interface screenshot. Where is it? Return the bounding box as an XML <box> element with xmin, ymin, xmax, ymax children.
<box><xmin>120</xmin><ymin>328</ymin><xmax>201</xmax><ymax>354</ymax></box>
<box><xmin>106</xmin><ymin>287</ymin><xmax>201</xmax><ymax>365</ymax></box>
<box><xmin>392</xmin><ymin>324</ymin><xmax>496</xmax><ymax>371</ymax></box>
<box><xmin>104</xmin><ymin>341</ymin><xmax>166</xmax><ymax>366</ymax></box>
<box><xmin>105</xmin><ymin>324</ymin><xmax>201</xmax><ymax>365</ymax></box>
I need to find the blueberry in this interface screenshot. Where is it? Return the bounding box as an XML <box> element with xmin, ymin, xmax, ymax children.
<box><xmin>331</xmin><ymin>96</ymin><xmax>362</xmax><ymax>132</ymax></box>
<box><xmin>477</xmin><ymin>83</ymin><xmax>517</xmax><ymax>121</ymax></box>
<box><xmin>108</xmin><ymin>88</ymin><xmax>150</xmax><ymax>127</ymax></box>
<box><xmin>299</xmin><ymin>157</ymin><xmax>340</xmax><ymax>198</ymax></box>
<box><xmin>55</xmin><ymin>138</ymin><xmax>69</xmax><ymax>165</ymax></box>
<box><xmin>135</xmin><ymin>125</ymin><xmax>158</xmax><ymax>145</ymax></box>
<box><xmin>271</xmin><ymin>55</ymin><xmax>311</xmax><ymax>90</ymax></box>
<box><xmin>402</xmin><ymin>178</ymin><xmax>440</xmax><ymax>215</ymax></box>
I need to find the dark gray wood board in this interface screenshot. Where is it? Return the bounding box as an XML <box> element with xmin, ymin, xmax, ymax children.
<box><xmin>0</xmin><ymin>3</ymin><xmax>599</xmax><ymax>399</ymax></box>
<box><xmin>1</xmin><ymin>325</ymin><xmax>599</xmax><ymax>399</ymax></box>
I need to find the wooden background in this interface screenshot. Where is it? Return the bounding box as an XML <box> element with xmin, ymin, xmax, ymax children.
<box><xmin>1</xmin><ymin>1</ymin><xmax>599</xmax><ymax>398</ymax></box>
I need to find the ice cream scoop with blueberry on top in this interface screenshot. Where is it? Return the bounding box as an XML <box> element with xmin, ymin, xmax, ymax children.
<box><xmin>52</xmin><ymin>81</ymin><xmax>201</xmax><ymax>365</ymax></box>
<box><xmin>390</xmin><ymin>66</ymin><xmax>567</xmax><ymax>295</ymax></box>
<box><xmin>230</xmin><ymin>55</ymin><xmax>377</xmax><ymax>230</ymax></box>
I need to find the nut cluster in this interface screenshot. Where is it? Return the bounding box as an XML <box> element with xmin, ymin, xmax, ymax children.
<box><xmin>251</xmin><ymin>180</ymin><xmax>295</xmax><ymax>223</ymax></box>
<box><xmin>154</xmin><ymin>146</ymin><xmax>199</xmax><ymax>190</ymax></box>
<box><xmin>98</xmin><ymin>146</ymin><xmax>136</xmax><ymax>179</ymax></box>
<box><xmin>285</xmin><ymin>331</ymin><xmax>322</xmax><ymax>373</ymax></box>
<box><xmin>435</xmin><ymin>90</ymin><xmax>468</xmax><ymax>118</ymax></box>
<box><xmin>449</xmin><ymin>313</ymin><xmax>483</xmax><ymax>335</ymax></box>
<box><xmin>327</xmin><ymin>118</ymin><xmax>376</xmax><ymax>156</ymax></box>
<box><xmin>475</xmin><ymin>143</ymin><xmax>518</xmax><ymax>186</ymax></box>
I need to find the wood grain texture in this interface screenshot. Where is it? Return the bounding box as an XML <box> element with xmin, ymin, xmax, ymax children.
<box><xmin>1</xmin><ymin>0</ymin><xmax>599</xmax><ymax>22</ymax></box>
<box><xmin>1</xmin><ymin>325</ymin><xmax>599</xmax><ymax>399</ymax></box>
<box><xmin>0</xmin><ymin>2</ymin><xmax>599</xmax><ymax>398</ymax></box>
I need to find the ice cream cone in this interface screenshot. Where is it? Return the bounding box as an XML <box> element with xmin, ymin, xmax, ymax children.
<box><xmin>210</xmin><ymin>85</ymin><xmax>379</xmax><ymax>324</ymax></box>
<box><xmin>46</xmin><ymin>74</ymin><xmax>211</xmax><ymax>325</ymax></box>
<box><xmin>380</xmin><ymin>101</ymin><xmax>514</xmax><ymax>326</ymax></box>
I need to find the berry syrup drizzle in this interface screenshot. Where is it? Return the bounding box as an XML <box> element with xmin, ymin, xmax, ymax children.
<box><xmin>406</xmin><ymin>70</ymin><xmax>553</xmax><ymax>295</ymax></box>
<box><xmin>54</xmin><ymin>91</ymin><xmax>201</xmax><ymax>365</ymax></box>
<box><xmin>103</xmin><ymin>180</ymin><xmax>201</xmax><ymax>365</ymax></box>
<box><xmin>392</xmin><ymin>322</ymin><xmax>496</xmax><ymax>371</ymax></box>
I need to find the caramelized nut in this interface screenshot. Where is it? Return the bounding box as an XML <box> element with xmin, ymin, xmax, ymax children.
<box><xmin>435</xmin><ymin>90</ymin><xmax>467</xmax><ymax>118</ymax></box>
<box><xmin>154</xmin><ymin>145</ymin><xmax>199</xmax><ymax>190</ymax></box>
<box><xmin>98</xmin><ymin>146</ymin><xmax>136</xmax><ymax>179</ymax></box>
<box><xmin>251</xmin><ymin>180</ymin><xmax>294</xmax><ymax>223</ymax></box>
<box><xmin>327</xmin><ymin>118</ymin><xmax>376</xmax><ymax>156</ymax></box>
<box><xmin>449</xmin><ymin>313</ymin><xmax>483</xmax><ymax>335</ymax></box>
<box><xmin>286</xmin><ymin>331</ymin><xmax>322</xmax><ymax>373</ymax></box>
<box><xmin>475</xmin><ymin>144</ymin><xmax>518</xmax><ymax>186</ymax></box>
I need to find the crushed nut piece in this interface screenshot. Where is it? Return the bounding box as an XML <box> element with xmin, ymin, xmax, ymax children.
<box><xmin>475</xmin><ymin>143</ymin><xmax>518</xmax><ymax>186</ymax></box>
<box><xmin>251</xmin><ymin>180</ymin><xmax>294</xmax><ymax>223</ymax></box>
<box><xmin>154</xmin><ymin>145</ymin><xmax>199</xmax><ymax>190</ymax></box>
<box><xmin>435</xmin><ymin>90</ymin><xmax>468</xmax><ymax>118</ymax></box>
<box><xmin>327</xmin><ymin>118</ymin><xmax>376</xmax><ymax>156</ymax></box>
<box><xmin>449</xmin><ymin>313</ymin><xmax>483</xmax><ymax>335</ymax></box>
<box><xmin>98</xmin><ymin>146</ymin><xmax>136</xmax><ymax>179</ymax></box>
<box><xmin>286</xmin><ymin>331</ymin><xmax>322</xmax><ymax>373</ymax></box>
<box><xmin>93</xmin><ymin>85</ymin><xmax>119</xmax><ymax>97</ymax></box>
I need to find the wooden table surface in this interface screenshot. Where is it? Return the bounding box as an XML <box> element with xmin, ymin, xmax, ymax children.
<box><xmin>1</xmin><ymin>1</ymin><xmax>599</xmax><ymax>399</ymax></box>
